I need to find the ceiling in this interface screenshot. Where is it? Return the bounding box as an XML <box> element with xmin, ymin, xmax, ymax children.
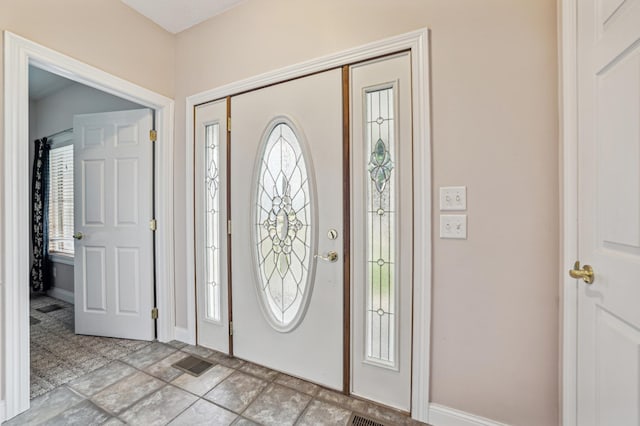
<box><xmin>29</xmin><ymin>66</ymin><xmax>75</xmax><ymax>101</ymax></box>
<box><xmin>120</xmin><ymin>0</ymin><xmax>246</xmax><ymax>34</ymax></box>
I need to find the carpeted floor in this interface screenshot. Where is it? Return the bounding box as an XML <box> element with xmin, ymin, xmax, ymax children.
<box><xmin>29</xmin><ymin>294</ymin><xmax>152</xmax><ymax>399</ymax></box>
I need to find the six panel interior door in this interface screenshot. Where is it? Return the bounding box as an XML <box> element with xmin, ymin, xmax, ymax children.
<box><xmin>73</xmin><ymin>109</ymin><xmax>155</xmax><ymax>340</ymax></box>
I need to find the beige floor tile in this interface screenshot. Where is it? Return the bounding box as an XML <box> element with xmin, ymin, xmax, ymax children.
<box><xmin>297</xmin><ymin>399</ymin><xmax>352</xmax><ymax>426</ymax></box>
<box><xmin>68</xmin><ymin>361</ymin><xmax>136</xmax><ymax>397</ymax></box>
<box><xmin>243</xmin><ymin>383</ymin><xmax>311</xmax><ymax>426</ymax></box>
<box><xmin>172</xmin><ymin>364</ymin><xmax>234</xmax><ymax>395</ymax></box>
<box><xmin>119</xmin><ymin>385</ymin><xmax>198</xmax><ymax>425</ymax></box>
<box><xmin>144</xmin><ymin>351</ymin><xmax>190</xmax><ymax>382</ymax></box>
<box><xmin>168</xmin><ymin>398</ymin><xmax>237</xmax><ymax>425</ymax></box>
<box><xmin>204</xmin><ymin>371</ymin><xmax>268</xmax><ymax>412</ymax></box>
<box><xmin>239</xmin><ymin>362</ymin><xmax>279</xmax><ymax>381</ymax></box>
<box><xmin>91</xmin><ymin>371</ymin><xmax>164</xmax><ymax>414</ymax></box>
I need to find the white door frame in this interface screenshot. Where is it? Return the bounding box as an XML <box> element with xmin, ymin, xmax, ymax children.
<box><xmin>560</xmin><ymin>1</ymin><xmax>578</xmax><ymax>425</ymax></box>
<box><xmin>184</xmin><ymin>28</ymin><xmax>432</xmax><ymax>422</ymax></box>
<box><xmin>2</xmin><ymin>31</ymin><xmax>175</xmax><ymax>420</ymax></box>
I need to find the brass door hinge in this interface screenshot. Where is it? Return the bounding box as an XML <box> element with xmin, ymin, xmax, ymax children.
<box><xmin>150</xmin><ymin>129</ymin><xmax>157</xmax><ymax>142</ymax></box>
<box><xmin>227</xmin><ymin>117</ymin><xmax>231</xmax><ymax>132</ymax></box>
<box><xmin>229</xmin><ymin>321</ymin><xmax>233</xmax><ymax>336</ymax></box>
<box><xmin>150</xmin><ymin>219</ymin><xmax>157</xmax><ymax>231</ymax></box>
<box><xmin>151</xmin><ymin>307</ymin><xmax>158</xmax><ymax>320</ymax></box>
<box><xmin>227</xmin><ymin>220</ymin><xmax>232</xmax><ymax>235</ymax></box>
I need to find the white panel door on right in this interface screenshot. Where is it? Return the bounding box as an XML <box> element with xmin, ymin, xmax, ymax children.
<box><xmin>231</xmin><ymin>69</ymin><xmax>343</xmax><ymax>390</ymax></box>
<box><xmin>576</xmin><ymin>0</ymin><xmax>640</xmax><ymax>425</ymax></box>
<box><xmin>351</xmin><ymin>53</ymin><xmax>413</xmax><ymax>411</ymax></box>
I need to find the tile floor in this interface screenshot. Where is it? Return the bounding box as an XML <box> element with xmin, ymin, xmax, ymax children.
<box><xmin>29</xmin><ymin>295</ymin><xmax>152</xmax><ymax>398</ymax></box>
<box><xmin>6</xmin><ymin>296</ymin><xmax>428</xmax><ymax>425</ymax></box>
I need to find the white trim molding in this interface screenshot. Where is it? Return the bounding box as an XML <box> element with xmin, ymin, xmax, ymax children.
<box><xmin>184</xmin><ymin>28</ymin><xmax>432</xmax><ymax>422</ymax></box>
<box><xmin>2</xmin><ymin>31</ymin><xmax>175</xmax><ymax>421</ymax></box>
<box><xmin>0</xmin><ymin>400</ymin><xmax>6</xmax><ymax>423</ymax></box>
<box><xmin>174</xmin><ymin>326</ymin><xmax>195</xmax><ymax>345</ymax></box>
<box><xmin>560</xmin><ymin>0</ymin><xmax>578</xmax><ymax>425</ymax></box>
<box><xmin>429</xmin><ymin>404</ymin><xmax>510</xmax><ymax>426</ymax></box>
<box><xmin>47</xmin><ymin>287</ymin><xmax>74</xmax><ymax>305</ymax></box>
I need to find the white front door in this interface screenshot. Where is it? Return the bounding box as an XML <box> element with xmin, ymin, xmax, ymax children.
<box><xmin>195</xmin><ymin>99</ymin><xmax>230</xmax><ymax>353</ymax></box>
<box><xmin>350</xmin><ymin>53</ymin><xmax>413</xmax><ymax>411</ymax></box>
<box><xmin>73</xmin><ymin>109</ymin><xmax>155</xmax><ymax>340</ymax></box>
<box><xmin>576</xmin><ymin>1</ymin><xmax>640</xmax><ymax>424</ymax></box>
<box><xmin>230</xmin><ymin>69</ymin><xmax>344</xmax><ymax>389</ymax></box>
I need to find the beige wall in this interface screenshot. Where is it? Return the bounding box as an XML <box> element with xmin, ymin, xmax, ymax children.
<box><xmin>174</xmin><ymin>1</ymin><xmax>559</xmax><ymax>425</ymax></box>
<box><xmin>1</xmin><ymin>0</ymin><xmax>559</xmax><ymax>424</ymax></box>
<box><xmin>0</xmin><ymin>0</ymin><xmax>175</xmax><ymax>404</ymax></box>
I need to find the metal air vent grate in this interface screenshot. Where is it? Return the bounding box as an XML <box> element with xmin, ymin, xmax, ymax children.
<box><xmin>171</xmin><ymin>355</ymin><xmax>214</xmax><ymax>377</ymax></box>
<box><xmin>349</xmin><ymin>413</ymin><xmax>388</xmax><ymax>426</ymax></box>
<box><xmin>36</xmin><ymin>304</ymin><xmax>64</xmax><ymax>313</ymax></box>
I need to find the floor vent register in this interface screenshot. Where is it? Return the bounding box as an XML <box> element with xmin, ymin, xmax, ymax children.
<box><xmin>171</xmin><ymin>355</ymin><xmax>215</xmax><ymax>377</ymax></box>
<box><xmin>36</xmin><ymin>304</ymin><xmax>65</xmax><ymax>313</ymax></box>
<box><xmin>349</xmin><ymin>413</ymin><xmax>388</xmax><ymax>426</ymax></box>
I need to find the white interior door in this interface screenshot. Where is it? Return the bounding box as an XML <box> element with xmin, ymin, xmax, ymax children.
<box><xmin>231</xmin><ymin>69</ymin><xmax>343</xmax><ymax>389</ymax></box>
<box><xmin>73</xmin><ymin>109</ymin><xmax>154</xmax><ymax>340</ymax></box>
<box><xmin>195</xmin><ymin>99</ymin><xmax>230</xmax><ymax>353</ymax></box>
<box><xmin>350</xmin><ymin>53</ymin><xmax>413</xmax><ymax>411</ymax></box>
<box><xmin>576</xmin><ymin>1</ymin><xmax>640</xmax><ymax>424</ymax></box>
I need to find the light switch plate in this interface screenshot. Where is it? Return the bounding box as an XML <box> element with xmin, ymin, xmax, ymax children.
<box><xmin>440</xmin><ymin>186</ymin><xmax>467</xmax><ymax>211</ymax></box>
<box><xmin>440</xmin><ymin>214</ymin><xmax>467</xmax><ymax>239</ymax></box>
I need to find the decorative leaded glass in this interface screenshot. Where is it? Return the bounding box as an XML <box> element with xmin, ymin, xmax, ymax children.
<box><xmin>205</xmin><ymin>123</ymin><xmax>221</xmax><ymax>322</ymax></box>
<box><xmin>365</xmin><ymin>87</ymin><xmax>397</xmax><ymax>365</ymax></box>
<box><xmin>254</xmin><ymin>121</ymin><xmax>313</xmax><ymax>330</ymax></box>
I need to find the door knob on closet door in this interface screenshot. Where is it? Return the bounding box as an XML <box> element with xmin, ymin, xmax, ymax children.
<box><xmin>569</xmin><ymin>261</ymin><xmax>595</xmax><ymax>284</ymax></box>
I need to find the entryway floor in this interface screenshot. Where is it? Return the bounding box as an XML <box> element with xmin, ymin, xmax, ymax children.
<box><xmin>8</xmin><ymin>295</ymin><xmax>427</xmax><ymax>425</ymax></box>
<box><xmin>29</xmin><ymin>294</ymin><xmax>152</xmax><ymax>398</ymax></box>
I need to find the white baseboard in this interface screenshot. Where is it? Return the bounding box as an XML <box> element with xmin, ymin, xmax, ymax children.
<box><xmin>0</xmin><ymin>399</ymin><xmax>6</xmax><ymax>423</ymax></box>
<box><xmin>174</xmin><ymin>326</ymin><xmax>195</xmax><ymax>345</ymax></box>
<box><xmin>47</xmin><ymin>287</ymin><xmax>74</xmax><ymax>304</ymax></box>
<box><xmin>429</xmin><ymin>404</ymin><xmax>509</xmax><ymax>426</ymax></box>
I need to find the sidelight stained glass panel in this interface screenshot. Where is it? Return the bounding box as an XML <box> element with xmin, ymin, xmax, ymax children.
<box><xmin>365</xmin><ymin>87</ymin><xmax>397</xmax><ymax>366</ymax></box>
<box><xmin>205</xmin><ymin>123</ymin><xmax>221</xmax><ymax>322</ymax></box>
<box><xmin>254</xmin><ymin>122</ymin><xmax>312</xmax><ymax>329</ymax></box>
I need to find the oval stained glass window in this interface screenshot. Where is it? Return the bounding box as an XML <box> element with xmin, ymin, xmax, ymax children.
<box><xmin>253</xmin><ymin>120</ymin><xmax>315</xmax><ymax>331</ymax></box>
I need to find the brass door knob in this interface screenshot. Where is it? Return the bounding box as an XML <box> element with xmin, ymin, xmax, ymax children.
<box><xmin>569</xmin><ymin>261</ymin><xmax>594</xmax><ymax>284</ymax></box>
<box><xmin>73</xmin><ymin>232</ymin><xmax>84</xmax><ymax>240</ymax></box>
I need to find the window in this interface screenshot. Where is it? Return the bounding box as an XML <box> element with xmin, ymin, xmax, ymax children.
<box><xmin>253</xmin><ymin>120</ymin><xmax>314</xmax><ymax>331</ymax></box>
<box><xmin>48</xmin><ymin>143</ymin><xmax>74</xmax><ymax>256</ymax></box>
<box><xmin>365</xmin><ymin>86</ymin><xmax>397</xmax><ymax>367</ymax></box>
<box><xmin>204</xmin><ymin>123</ymin><xmax>221</xmax><ymax>322</ymax></box>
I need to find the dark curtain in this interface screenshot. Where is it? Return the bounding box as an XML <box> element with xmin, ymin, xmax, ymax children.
<box><xmin>30</xmin><ymin>137</ymin><xmax>51</xmax><ymax>292</ymax></box>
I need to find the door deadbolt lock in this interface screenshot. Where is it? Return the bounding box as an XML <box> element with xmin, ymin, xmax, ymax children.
<box><xmin>327</xmin><ymin>229</ymin><xmax>338</xmax><ymax>240</ymax></box>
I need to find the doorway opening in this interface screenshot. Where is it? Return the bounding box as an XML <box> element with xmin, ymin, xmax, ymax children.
<box><xmin>27</xmin><ymin>66</ymin><xmax>156</xmax><ymax>399</ymax></box>
<box><xmin>185</xmin><ymin>30</ymin><xmax>432</xmax><ymax>422</ymax></box>
<box><xmin>2</xmin><ymin>32</ymin><xmax>175</xmax><ymax>420</ymax></box>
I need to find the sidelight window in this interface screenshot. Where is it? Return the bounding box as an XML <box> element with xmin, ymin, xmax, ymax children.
<box><xmin>365</xmin><ymin>87</ymin><xmax>397</xmax><ymax>367</ymax></box>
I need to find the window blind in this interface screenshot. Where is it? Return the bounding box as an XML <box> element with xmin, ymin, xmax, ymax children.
<box><xmin>48</xmin><ymin>145</ymin><xmax>74</xmax><ymax>256</ymax></box>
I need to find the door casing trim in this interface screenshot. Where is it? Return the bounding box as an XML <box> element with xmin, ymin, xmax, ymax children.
<box><xmin>185</xmin><ymin>28</ymin><xmax>432</xmax><ymax>422</ymax></box>
<box><xmin>2</xmin><ymin>31</ymin><xmax>175</xmax><ymax>420</ymax></box>
<box><xmin>560</xmin><ymin>0</ymin><xmax>578</xmax><ymax>425</ymax></box>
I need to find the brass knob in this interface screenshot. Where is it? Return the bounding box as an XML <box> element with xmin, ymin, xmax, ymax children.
<box><xmin>73</xmin><ymin>232</ymin><xmax>84</xmax><ymax>240</ymax></box>
<box><xmin>315</xmin><ymin>251</ymin><xmax>338</xmax><ymax>263</ymax></box>
<box><xmin>569</xmin><ymin>261</ymin><xmax>594</xmax><ymax>284</ymax></box>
